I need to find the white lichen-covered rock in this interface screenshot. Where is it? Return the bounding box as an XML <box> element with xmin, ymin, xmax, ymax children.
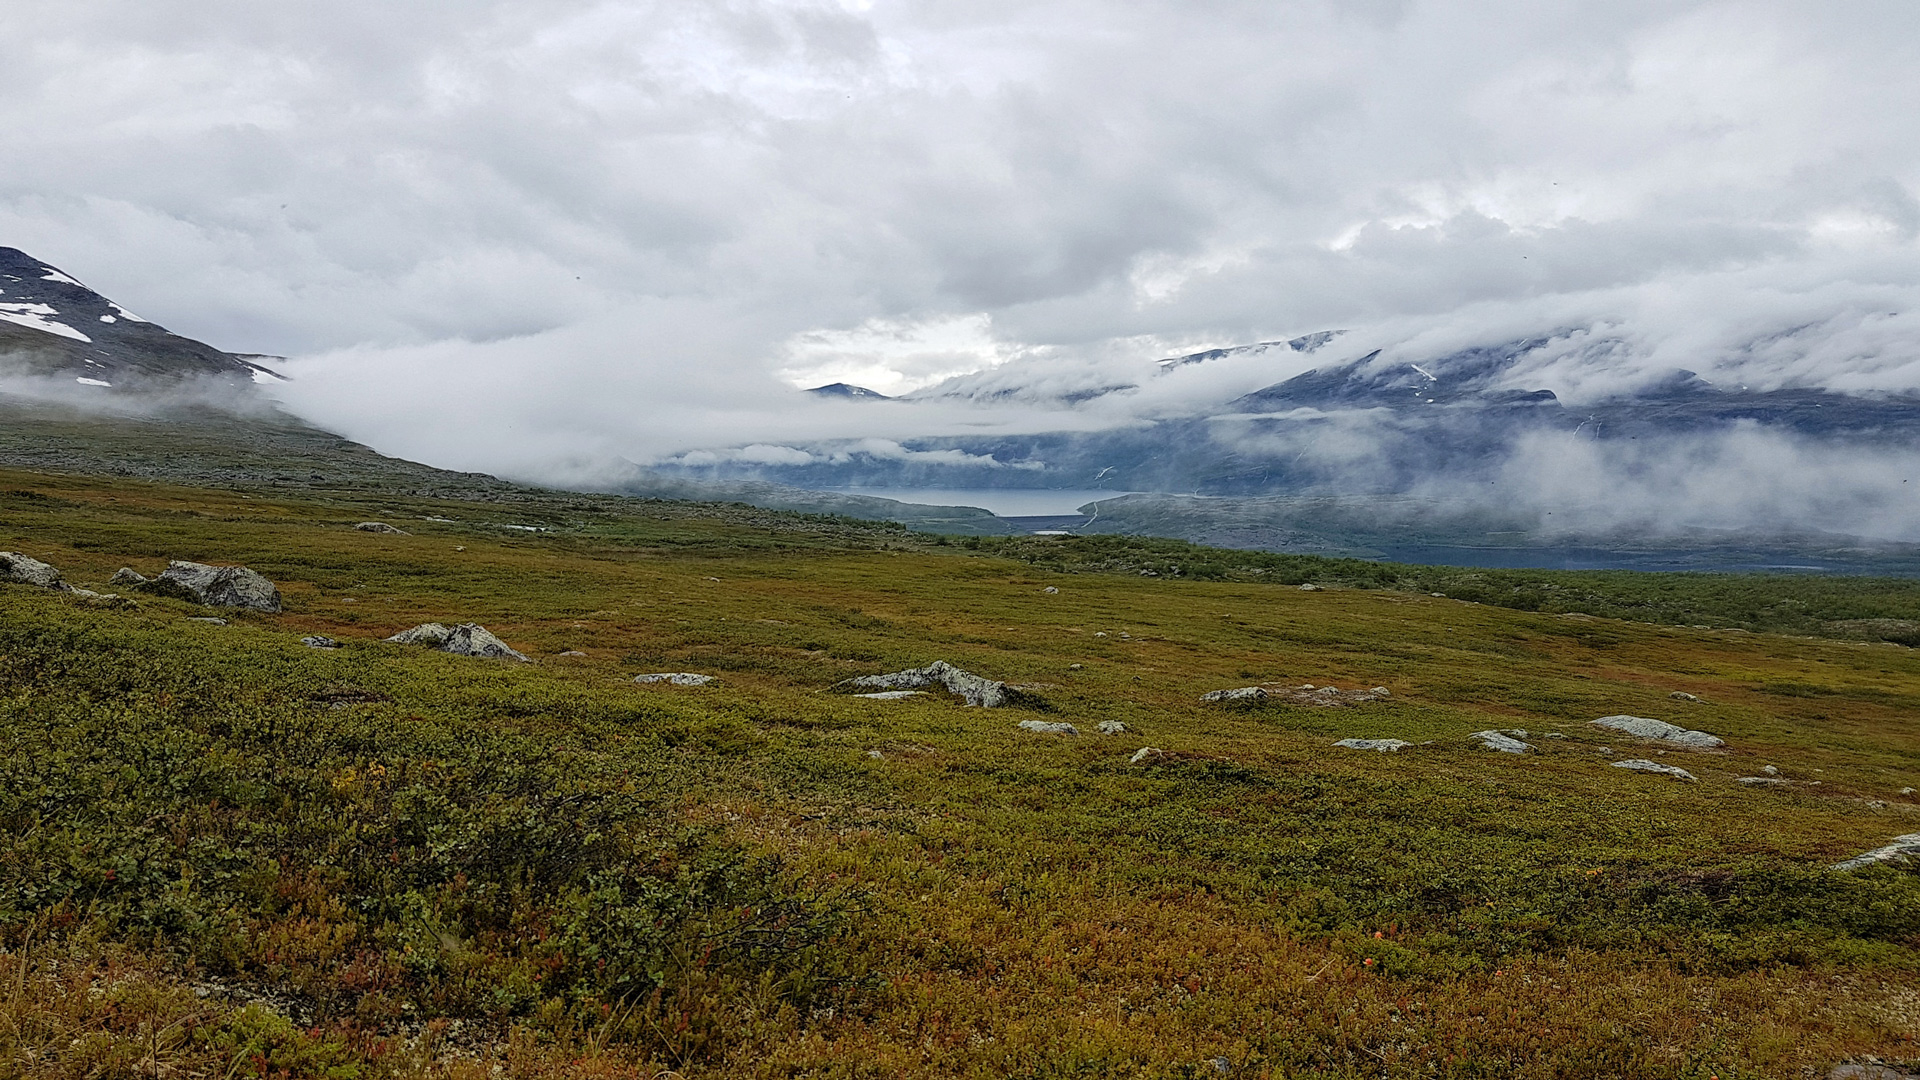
<box><xmin>835</xmin><ymin>660</ymin><xmax>1028</xmax><ymax>707</ymax></box>
<box><xmin>1831</xmin><ymin>834</ymin><xmax>1920</xmax><ymax>871</ymax></box>
<box><xmin>635</xmin><ymin>672</ymin><xmax>716</xmax><ymax>686</ymax></box>
<box><xmin>1669</xmin><ymin>691</ymin><xmax>1701</xmax><ymax>702</ymax></box>
<box><xmin>387</xmin><ymin>622</ymin><xmax>453</xmax><ymax>646</ymax></box>
<box><xmin>1611</xmin><ymin>758</ymin><xmax>1697</xmax><ymax>781</ymax></box>
<box><xmin>1096</xmin><ymin>720</ymin><xmax>1128</xmax><ymax>735</ymax></box>
<box><xmin>110</xmin><ymin>567</ymin><xmax>147</xmax><ymax>587</ymax></box>
<box><xmin>1017</xmin><ymin>720</ymin><xmax>1079</xmax><ymax>735</ymax></box>
<box><xmin>1130</xmin><ymin>747</ymin><xmax>1165</xmax><ymax>764</ymax></box>
<box><xmin>1738</xmin><ymin>776</ymin><xmax>1789</xmax><ymax>786</ymax></box>
<box><xmin>387</xmin><ymin>622</ymin><xmax>528</xmax><ymax>661</ymax></box>
<box><xmin>1592</xmin><ymin>715</ymin><xmax>1724</xmax><ymax>749</ymax></box>
<box><xmin>143</xmin><ymin>560</ymin><xmax>281</xmax><ymax>612</ymax></box>
<box><xmin>0</xmin><ymin>552</ymin><xmax>67</xmax><ymax>590</ymax></box>
<box><xmin>355</xmin><ymin>522</ymin><xmax>410</xmax><ymax>534</ymax></box>
<box><xmin>1470</xmin><ymin>730</ymin><xmax>1535</xmax><ymax>754</ymax></box>
<box><xmin>854</xmin><ymin>690</ymin><xmax>924</xmax><ymax>700</ymax></box>
<box><xmin>1202</xmin><ymin>686</ymin><xmax>1267</xmax><ymax>703</ymax></box>
<box><xmin>1334</xmin><ymin>738</ymin><xmax>1412</xmax><ymax>752</ymax></box>
<box><xmin>301</xmin><ymin>635</ymin><xmax>341</xmax><ymax>649</ymax></box>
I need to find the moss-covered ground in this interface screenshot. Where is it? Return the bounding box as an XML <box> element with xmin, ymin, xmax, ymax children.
<box><xmin>3</xmin><ymin>466</ymin><xmax>1919</xmax><ymax>1078</ymax></box>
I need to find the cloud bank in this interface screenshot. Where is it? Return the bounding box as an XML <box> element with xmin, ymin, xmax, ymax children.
<box><xmin>6</xmin><ymin>0</ymin><xmax>1920</xmax><ymax>518</ymax></box>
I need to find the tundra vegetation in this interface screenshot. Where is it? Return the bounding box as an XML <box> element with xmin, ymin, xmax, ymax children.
<box><xmin>1</xmin><ymin>465</ymin><xmax>1919</xmax><ymax>1079</ymax></box>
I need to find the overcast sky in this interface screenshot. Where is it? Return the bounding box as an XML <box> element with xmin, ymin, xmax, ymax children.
<box><xmin>6</xmin><ymin>0</ymin><xmax>1920</xmax><ymax>474</ymax></box>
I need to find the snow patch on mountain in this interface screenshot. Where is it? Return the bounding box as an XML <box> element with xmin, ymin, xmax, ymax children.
<box><xmin>0</xmin><ymin>302</ymin><xmax>92</xmax><ymax>342</ymax></box>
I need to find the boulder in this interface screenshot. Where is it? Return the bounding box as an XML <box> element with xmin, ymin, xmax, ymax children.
<box><xmin>1096</xmin><ymin>720</ymin><xmax>1128</xmax><ymax>735</ymax></box>
<box><xmin>834</xmin><ymin>660</ymin><xmax>1028</xmax><ymax>707</ymax></box>
<box><xmin>1334</xmin><ymin>738</ymin><xmax>1412</xmax><ymax>752</ymax></box>
<box><xmin>142</xmin><ymin>560</ymin><xmax>282</xmax><ymax>612</ymax></box>
<box><xmin>110</xmin><ymin>567</ymin><xmax>147</xmax><ymax>586</ymax></box>
<box><xmin>1470</xmin><ymin>730</ymin><xmax>1535</xmax><ymax>754</ymax></box>
<box><xmin>387</xmin><ymin>622</ymin><xmax>452</xmax><ymax>646</ymax></box>
<box><xmin>355</xmin><ymin>522</ymin><xmax>410</xmax><ymax>535</ymax></box>
<box><xmin>635</xmin><ymin>672</ymin><xmax>717</xmax><ymax>686</ymax></box>
<box><xmin>1591</xmin><ymin>715</ymin><xmax>1723</xmax><ymax>749</ymax></box>
<box><xmin>387</xmin><ymin>622</ymin><xmax>528</xmax><ymax>661</ymax></box>
<box><xmin>1610</xmin><ymin>759</ymin><xmax>1697</xmax><ymax>781</ymax></box>
<box><xmin>1202</xmin><ymin>686</ymin><xmax>1267</xmax><ymax>703</ymax></box>
<box><xmin>1831</xmin><ymin>834</ymin><xmax>1920</xmax><ymax>872</ymax></box>
<box><xmin>70</xmin><ymin>588</ymin><xmax>133</xmax><ymax>608</ymax></box>
<box><xmin>0</xmin><ymin>552</ymin><xmax>67</xmax><ymax>590</ymax></box>
<box><xmin>301</xmin><ymin>635</ymin><xmax>342</xmax><ymax>649</ymax></box>
<box><xmin>1017</xmin><ymin>720</ymin><xmax>1079</xmax><ymax>735</ymax></box>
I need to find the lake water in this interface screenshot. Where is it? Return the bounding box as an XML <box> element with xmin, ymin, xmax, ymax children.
<box><xmin>823</xmin><ymin>488</ymin><xmax>1129</xmax><ymax>516</ymax></box>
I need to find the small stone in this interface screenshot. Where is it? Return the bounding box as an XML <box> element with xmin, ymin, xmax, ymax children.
<box><xmin>1097</xmin><ymin>720</ymin><xmax>1127</xmax><ymax>735</ymax></box>
<box><xmin>1298</xmin><ymin>583</ymin><xmax>1320</xmax><ymax>591</ymax></box>
<box><xmin>1017</xmin><ymin>720</ymin><xmax>1080</xmax><ymax>735</ymax></box>
<box><xmin>110</xmin><ymin>567</ymin><xmax>147</xmax><ymax>586</ymax></box>
<box><xmin>1068</xmin><ymin>663</ymin><xmax>1083</xmax><ymax>670</ymax></box>
<box><xmin>854</xmin><ymin>690</ymin><xmax>924</xmax><ymax>700</ymax></box>
<box><xmin>1470</xmin><ymin>730</ymin><xmax>1535</xmax><ymax>754</ymax></box>
<box><xmin>301</xmin><ymin>635</ymin><xmax>341</xmax><ymax>649</ymax></box>
<box><xmin>1669</xmin><ymin>691</ymin><xmax>1701</xmax><ymax>701</ymax></box>
<box><xmin>1334</xmin><ymin>738</ymin><xmax>1412</xmax><ymax>752</ymax></box>
<box><xmin>1737</xmin><ymin>776</ymin><xmax>1788</xmax><ymax>786</ymax></box>
<box><xmin>866</xmin><ymin>750</ymin><xmax>884</xmax><ymax>759</ymax></box>
<box><xmin>1129</xmin><ymin>747</ymin><xmax>1165</xmax><ymax>764</ymax></box>
<box><xmin>1544</xmin><ymin>732</ymin><xmax>1566</xmax><ymax>739</ymax></box>
<box><xmin>557</xmin><ymin>650</ymin><xmax>587</xmax><ymax>657</ymax></box>
<box><xmin>1869</xmin><ymin>800</ymin><xmax>1889</xmax><ymax>809</ymax></box>
<box><xmin>1762</xmin><ymin>764</ymin><xmax>1780</xmax><ymax>776</ymax></box>
<box><xmin>1202</xmin><ymin>686</ymin><xmax>1267</xmax><ymax>703</ymax></box>
<box><xmin>355</xmin><ymin>522</ymin><xmax>409</xmax><ymax>535</ymax></box>
<box><xmin>1902</xmin><ymin>787</ymin><xmax>1917</xmax><ymax>796</ymax></box>
<box><xmin>635</xmin><ymin>673</ymin><xmax>717</xmax><ymax>686</ymax></box>
<box><xmin>1611</xmin><ymin>759</ymin><xmax>1696</xmax><ymax>781</ymax></box>
<box><xmin>1430</xmin><ymin>592</ymin><xmax>1445</xmax><ymax>597</ymax></box>
<box><xmin>185</xmin><ymin>616</ymin><xmax>228</xmax><ymax>625</ymax></box>
<box><xmin>1094</xmin><ymin>631</ymin><xmax>1107</xmax><ymax>637</ymax></box>
<box><xmin>1043</xmin><ymin>586</ymin><xmax>1059</xmax><ymax>594</ymax></box>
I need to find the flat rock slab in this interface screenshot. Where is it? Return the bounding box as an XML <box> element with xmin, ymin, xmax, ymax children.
<box><xmin>1202</xmin><ymin>686</ymin><xmax>1267</xmax><ymax>703</ymax></box>
<box><xmin>1470</xmin><ymin>730</ymin><xmax>1535</xmax><ymax>754</ymax></box>
<box><xmin>1592</xmin><ymin>714</ymin><xmax>1724</xmax><ymax>749</ymax></box>
<box><xmin>1017</xmin><ymin>720</ymin><xmax>1079</xmax><ymax>735</ymax></box>
<box><xmin>1335</xmin><ymin>738</ymin><xmax>1412</xmax><ymax>752</ymax></box>
<box><xmin>836</xmin><ymin>660</ymin><xmax>1028</xmax><ymax>707</ymax></box>
<box><xmin>635</xmin><ymin>672</ymin><xmax>717</xmax><ymax>686</ymax></box>
<box><xmin>301</xmin><ymin>636</ymin><xmax>341</xmax><ymax>649</ymax></box>
<box><xmin>386</xmin><ymin>622</ymin><xmax>529</xmax><ymax>661</ymax></box>
<box><xmin>142</xmin><ymin>560</ymin><xmax>282</xmax><ymax>612</ymax></box>
<box><xmin>355</xmin><ymin>522</ymin><xmax>410</xmax><ymax>534</ymax></box>
<box><xmin>1832</xmin><ymin>834</ymin><xmax>1920</xmax><ymax>871</ymax></box>
<box><xmin>1611</xmin><ymin>758</ymin><xmax>1697</xmax><ymax>781</ymax></box>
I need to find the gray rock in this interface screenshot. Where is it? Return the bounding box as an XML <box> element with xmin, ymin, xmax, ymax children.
<box><xmin>1096</xmin><ymin>720</ymin><xmax>1128</xmax><ymax>735</ymax></box>
<box><xmin>442</xmin><ymin>624</ymin><xmax>529</xmax><ymax>661</ymax></box>
<box><xmin>635</xmin><ymin>672</ymin><xmax>717</xmax><ymax>686</ymax></box>
<box><xmin>1298</xmin><ymin>583</ymin><xmax>1320</xmax><ymax>591</ymax></box>
<box><xmin>1202</xmin><ymin>686</ymin><xmax>1268</xmax><ymax>703</ymax></box>
<box><xmin>1831</xmin><ymin>834</ymin><xmax>1920</xmax><ymax>871</ymax></box>
<box><xmin>185</xmin><ymin>616</ymin><xmax>228</xmax><ymax>625</ymax></box>
<box><xmin>1591</xmin><ymin>714</ymin><xmax>1724</xmax><ymax>749</ymax></box>
<box><xmin>355</xmin><ymin>522</ymin><xmax>410</xmax><ymax>534</ymax></box>
<box><xmin>1669</xmin><ymin>691</ymin><xmax>1701</xmax><ymax>702</ymax></box>
<box><xmin>110</xmin><ymin>567</ymin><xmax>147</xmax><ymax>586</ymax></box>
<box><xmin>1335</xmin><ymin>738</ymin><xmax>1412</xmax><ymax>752</ymax></box>
<box><xmin>1017</xmin><ymin>720</ymin><xmax>1079</xmax><ymax>735</ymax></box>
<box><xmin>386</xmin><ymin>622</ymin><xmax>453</xmax><ymax>646</ymax></box>
<box><xmin>142</xmin><ymin>560</ymin><xmax>282</xmax><ymax>612</ymax></box>
<box><xmin>1470</xmin><ymin>730</ymin><xmax>1535</xmax><ymax>754</ymax></box>
<box><xmin>557</xmin><ymin>650</ymin><xmax>587</xmax><ymax>657</ymax></box>
<box><xmin>387</xmin><ymin>622</ymin><xmax>528</xmax><ymax>661</ymax></box>
<box><xmin>1130</xmin><ymin>747</ymin><xmax>1165</xmax><ymax>764</ymax></box>
<box><xmin>1762</xmin><ymin>764</ymin><xmax>1780</xmax><ymax>776</ymax></box>
<box><xmin>1829</xmin><ymin>1065</ymin><xmax>1920</xmax><ymax>1080</ymax></box>
<box><xmin>301</xmin><ymin>635</ymin><xmax>341</xmax><ymax>649</ymax></box>
<box><xmin>1903</xmin><ymin>787</ymin><xmax>1917</xmax><ymax>796</ymax></box>
<box><xmin>0</xmin><ymin>551</ymin><xmax>66</xmax><ymax>590</ymax></box>
<box><xmin>1611</xmin><ymin>758</ymin><xmax>1697</xmax><ymax>781</ymax></box>
<box><xmin>1043</xmin><ymin>586</ymin><xmax>1058</xmax><ymax>594</ymax></box>
<box><xmin>854</xmin><ymin>690</ymin><xmax>924</xmax><ymax>700</ymax></box>
<box><xmin>835</xmin><ymin>660</ymin><xmax>1028</xmax><ymax>707</ymax></box>
<box><xmin>1737</xmin><ymin>776</ymin><xmax>1789</xmax><ymax>786</ymax></box>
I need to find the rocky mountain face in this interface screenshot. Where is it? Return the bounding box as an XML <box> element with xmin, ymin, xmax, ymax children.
<box><xmin>0</xmin><ymin>247</ymin><xmax>277</xmax><ymax>389</ymax></box>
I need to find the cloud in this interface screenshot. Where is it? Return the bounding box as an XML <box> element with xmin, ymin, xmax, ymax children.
<box><xmin>4</xmin><ymin>0</ymin><xmax>1920</xmax><ymax>529</ymax></box>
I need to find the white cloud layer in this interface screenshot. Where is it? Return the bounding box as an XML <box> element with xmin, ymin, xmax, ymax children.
<box><xmin>5</xmin><ymin>1</ymin><xmax>1920</xmax><ymax>491</ymax></box>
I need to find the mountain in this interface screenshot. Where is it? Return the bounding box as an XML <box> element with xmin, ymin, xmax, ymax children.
<box><xmin>0</xmin><ymin>248</ymin><xmax>280</xmax><ymax>389</ymax></box>
<box><xmin>805</xmin><ymin>382</ymin><xmax>891</xmax><ymax>399</ymax></box>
